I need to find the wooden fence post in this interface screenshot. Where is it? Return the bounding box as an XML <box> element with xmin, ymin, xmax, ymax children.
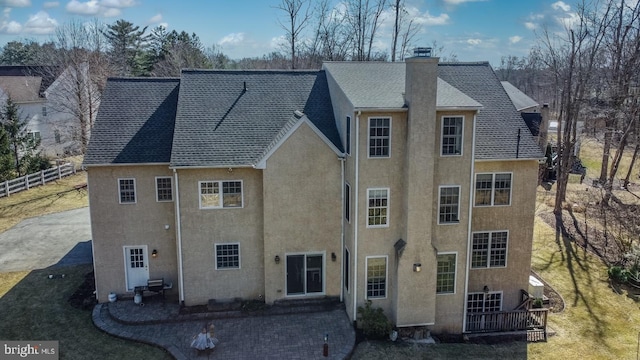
<box><xmin>24</xmin><ymin>174</ymin><xmax>29</xmax><ymax>190</ymax></box>
<box><xmin>41</xmin><ymin>170</ymin><xmax>45</xmax><ymax>185</ymax></box>
<box><xmin>4</xmin><ymin>180</ymin><xmax>8</xmax><ymax>197</ymax></box>
<box><xmin>57</xmin><ymin>165</ymin><xmax>61</xmax><ymax>179</ymax></box>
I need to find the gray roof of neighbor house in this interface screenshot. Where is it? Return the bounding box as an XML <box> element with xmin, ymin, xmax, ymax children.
<box><xmin>322</xmin><ymin>62</ymin><xmax>481</xmax><ymax>109</ymax></box>
<box><xmin>501</xmin><ymin>81</ymin><xmax>539</xmax><ymax>111</ymax></box>
<box><xmin>84</xmin><ymin>78</ymin><xmax>180</xmax><ymax>165</ymax></box>
<box><xmin>324</xmin><ymin>61</ymin><xmax>542</xmax><ymax>160</ymax></box>
<box><xmin>0</xmin><ymin>66</ymin><xmax>59</xmax><ymax>101</ymax></box>
<box><xmin>170</xmin><ymin>70</ymin><xmax>341</xmax><ymax>167</ymax></box>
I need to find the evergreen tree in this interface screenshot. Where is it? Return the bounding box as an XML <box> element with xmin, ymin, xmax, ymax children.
<box><xmin>0</xmin><ymin>97</ymin><xmax>46</xmax><ymax>177</ymax></box>
<box><xmin>103</xmin><ymin>19</ymin><xmax>151</xmax><ymax>76</ymax></box>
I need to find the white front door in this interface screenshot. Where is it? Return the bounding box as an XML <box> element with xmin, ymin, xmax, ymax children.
<box><xmin>123</xmin><ymin>246</ymin><xmax>149</xmax><ymax>291</ymax></box>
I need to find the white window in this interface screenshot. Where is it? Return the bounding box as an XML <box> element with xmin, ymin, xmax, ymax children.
<box><xmin>368</xmin><ymin>117</ymin><xmax>391</xmax><ymax>158</ymax></box>
<box><xmin>199</xmin><ymin>180</ymin><xmax>243</xmax><ymax>209</ymax></box>
<box><xmin>366</xmin><ymin>256</ymin><xmax>387</xmax><ymax>299</ymax></box>
<box><xmin>367</xmin><ymin>188</ymin><xmax>389</xmax><ymax>227</ymax></box>
<box><xmin>475</xmin><ymin>173</ymin><xmax>512</xmax><ymax>206</ymax></box>
<box><xmin>438</xmin><ymin>186</ymin><xmax>460</xmax><ymax>224</ymax></box>
<box><xmin>118</xmin><ymin>178</ymin><xmax>136</xmax><ymax>204</ymax></box>
<box><xmin>54</xmin><ymin>130</ymin><xmax>61</xmax><ymax>144</ymax></box>
<box><xmin>215</xmin><ymin>243</ymin><xmax>240</xmax><ymax>269</ymax></box>
<box><xmin>436</xmin><ymin>253</ymin><xmax>457</xmax><ymax>294</ymax></box>
<box><xmin>27</xmin><ymin>131</ymin><xmax>41</xmax><ymax>142</ymax></box>
<box><xmin>472</xmin><ymin>231</ymin><xmax>508</xmax><ymax>268</ymax></box>
<box><xmin>467</xmin><ymin>292</ymin><xmax>503</xmax><ymax>313</ymax></box>
<box><xmin>441</xmin><ymin>116</ymin><xmax>463</xmax><ymax>156</ymax></box>
<box><xmin>344</xmin><ymin>248</ymin><xmax>350</xmax><ymax>292</ymax></box>
<box><xmin>155</xmin><ymin>176</ymin><xmax>173</xmax><ymax>202</ymax></box>
<box><xmin>42</xmin><ymin>106</ymin><xmax>47</xmax><ymax>117</ymax></box>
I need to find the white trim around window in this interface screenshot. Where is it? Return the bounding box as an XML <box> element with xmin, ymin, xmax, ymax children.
<box><xmin>214</xmin><ymin>242</ymin><xmax>241</xmax><ymax>270</ymax></box>
<box><xmin>155</xmin><ymin>176</ymin><xmax>173</xmax><ymax>202</ymax></box>
<box><xmin>474</xmin><ymin>172</ymin><xmax>513</xmax><ymax>207</ymax></box>
<box><xmin>199</xmin><ymin>180</ymin><xmax>244</xmax><ymax>209</ymax></box>
<box><xmin>440</xmin><ymin>115</ymin><xmax>464</xmax><ymax>156</ymax></box>
<box><xmin>365</xmin><ymin>255</ymin><xmax>388</xmax><ymax>299</ymax></box>
<box><xmin>436</xmin><ymin>252</ymin><xmax>457</xmax><ymax>295</ymax></box>
<box><xmin>471</xmin><ymin>230</ymin><xmax>509</xmax><ymax>269</ymax></box>
<box><xmin>367</xmin><ymin>117</ymin><xmax>391</xmax><ymax>158</ymax></box>
<box><xmin>118</xmin><ymin>178</ymin><xmax>136</xmax><ymax>204</ymax></box>
<box><xmin>366</xmin><ymin>187</ymin><xmax>389</xmax><ymax>228</ymax></box>
<box><xmin>437</xmin><ymin>185</ymin><xmax>460</xmax><ymax>225</ymax></box>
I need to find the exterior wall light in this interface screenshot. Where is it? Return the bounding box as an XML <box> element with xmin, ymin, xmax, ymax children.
<box><xmin>483</xmin><ymin>285</ymin><xmax>490</xmax><ymax>293</ymax></box>
<box><xmin>331</xmin><ymin>252</ymin><xmax>337</xmax><ymax>262</ymax></box>
<box><xmin>274</xmin><ymin>255</ymin><xmax>280</xmax><ymax>264</ymax></box>
<box><xmin>152</xmin><ymin>249</ymin><xmax>158</xmax><ymax>258</ymax></box>
<box><xmin>413</xmin><ymin>263</ymin><xmax>421</xmax><ymax>272</ymax></box>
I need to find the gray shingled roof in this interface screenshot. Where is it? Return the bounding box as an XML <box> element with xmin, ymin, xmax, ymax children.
<box><xmin>170</xmin><ymin>70</ymin><xmax>340</xmax><ymax>167</ymax></box>
<box><xmin>501</xmin><ymin>81</ymin><xmax>539</xmax><ymax>111</ymax></box>
<box><xmin>84</xmin><ymin>78</ymin><xmax>179</xmax><ymax>165</ymax></box>
<box><xmin>322</xmin><ymin>62</ymin><xmax>481</xmax><ymax>109</ymax></box>
<box><xmin>439</xmin><ymin>63</ymin><xmax>542</xmax><ymax>160</ymax></box>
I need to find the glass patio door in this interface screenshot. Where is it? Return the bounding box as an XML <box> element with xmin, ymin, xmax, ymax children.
<box><xmin>286</xmin><ymin>254</ymin><xmax>323</xmax><ymax>296</ymax></box>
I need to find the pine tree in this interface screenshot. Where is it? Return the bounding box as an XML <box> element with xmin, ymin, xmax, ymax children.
<box><xmin>0</xmin><ymin>97</ymin><xmax>46</xmax><ymax>177</ymax></box>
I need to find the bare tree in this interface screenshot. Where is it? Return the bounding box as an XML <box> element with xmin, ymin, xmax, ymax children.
<box><xmin>38</xmin><ymin>19</ymin><xmax>109</xmax><ymax>154</ymax></box>
<box><xmin>345</xmin><ymin>0</ymin><xmax>389</xmax><ymax>61</ymax></box>
<box><xmin>390</xmin><ymin>0</ymin><xmax>420</xmax><ymax>61</ymax></box>
<box><xmin>538</xmin><ymin>0</ymin><xmax>611</xmax><ymax>214</ymax></box>
<box><xmin>275</xmin><ymin>0</ymin><xmax>312</xmax><ymax>69</ymax></box>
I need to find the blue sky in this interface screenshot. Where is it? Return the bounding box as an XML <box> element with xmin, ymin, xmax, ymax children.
<box><xmin>0</xmin><ymin>0</ymin><xmax>581</xmax><ymax>66</ymax></box>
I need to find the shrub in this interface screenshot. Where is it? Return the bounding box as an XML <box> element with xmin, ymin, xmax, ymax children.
<box><xmin>357</xmin><ymin>300</ymin><xmax>391</xmax><ymax>339</ymax></box>
<box><xmin>608</xmin><ymin>266</ymin><xmax>629</xmax><ymax>284</ymax></box>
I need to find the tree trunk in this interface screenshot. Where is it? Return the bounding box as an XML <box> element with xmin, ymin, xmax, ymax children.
<box><xmin>623</xmin><ymin>142</ymin><xmax>639</xmax><ymax>189</ymax></box>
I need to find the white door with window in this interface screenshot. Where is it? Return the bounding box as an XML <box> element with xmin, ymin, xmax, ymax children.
<box><xmin>123</xmin><ymin>246</ymin><xmax>149</xmax><ymax>291</ymax></box>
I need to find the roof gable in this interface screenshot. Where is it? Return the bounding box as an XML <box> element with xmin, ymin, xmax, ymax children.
<box><xmin>170</xmin><ymin>70</ymin><xmax>341</xmax><ymax>167</ymax></box>
<box><xmin>501</xmin><ymin>81</ymin><xmax>539</xmax><ymax>111</ymax></box>
<box><xmin>84</xmin><ymin>78</ymin><xmax>179</xmax><ymax>165</ymax></box>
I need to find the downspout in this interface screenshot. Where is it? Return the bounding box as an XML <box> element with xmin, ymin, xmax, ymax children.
<box><xmin>173</xmin><ymin>168</ymin><xmax>185</xmax><ymax>303</ymax></box>
<box><xmin>340</xmin><ymin>156</ymin><xmax>345</xmax><ymax>302</ymax></box>
<box><xmin>462</xmin><ymin>111</ymin><xmax>478</xmax><ymax>332</ymax></box>
<box><xmin>352</xmin><ymin>110</ymin><xmax>361</xmax><ymax>322</ymax></box>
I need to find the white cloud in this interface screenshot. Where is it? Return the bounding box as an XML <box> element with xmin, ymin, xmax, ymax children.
<box><xmin>0</xmin><ymin>19</ymin><xmax>22</xmax><ymax>33</ymax></box>
<box><xmin>551</xmin><ymin>1</ymin><xmax>570</xmax><ymax>12</ymax></box>
<box><xmin>218</xmin><ymin>32</ymin><xmax>245</xmax><ymax>46</ymax></box>
<box><xmin>467</xmin><ymin>38</ymin><xmax>482</xmax><ymax>45</ymax></box>
<box><xmin>416</xmin><ymin>11</ymin><xmax>450</xmax><ymax>26</ymax></box>
<box><xmin>100</xmin><ymin>0</ymin><xmax>136</xmax><ymax>7</ymax></box>
<box><xmin>23</xmin><ymin>10</ymin><xmax>57</xmax><ymax>34</ymax></box>
<box><xmin>43</xmin><ymin>1</ymin><xmax>59</xmax><ymax>8</ymax></box>
<box><xmin>524</xmin><ymin>22</ymin><xmax>536</xmax><ymax>30</ymax></box>
<box><xmin>102</xmin><ymin>7</ymin><xmax>120</xmax><ymax>17</ymax></box>
<box><xmin>509</xmin><ymin>35</ymin><xmax>522</xmax><ymax>44</ymax></box>
<box><xmin>0</xmin><ymin>0</ymin><xmax>31</xmax><ymax>7</ymax></box>
<box><xmin>147</xmin><ymin>13</ymin><xmax>162</xmax><ymax>24</ymax></box>
<box><xmin>66</xmin><ymin>0</ymin><xmax>100</xmax><ymax>15</ymax></box>
<box><xmin>555</xmin><ymin>11</ymin><xmax>580</xmax><ymax>29</ymax></box>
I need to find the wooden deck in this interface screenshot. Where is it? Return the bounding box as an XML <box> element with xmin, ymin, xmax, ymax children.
<box><xmin>465</xmin><ymin>308</ymin><xmax>549</xmax><ymax>341</ymax></box>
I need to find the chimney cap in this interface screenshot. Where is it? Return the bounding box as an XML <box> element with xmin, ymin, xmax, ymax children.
<box><xmin>413</xmin><ymin>47</ymin><xmax>432</xmax><ymax>58</ymax></box>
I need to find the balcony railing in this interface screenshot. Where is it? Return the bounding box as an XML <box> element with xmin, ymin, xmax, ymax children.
<box><xmin>465</xmin><ymin>308</ymin><xmax>548</xmax><ymax>341</ymax></box>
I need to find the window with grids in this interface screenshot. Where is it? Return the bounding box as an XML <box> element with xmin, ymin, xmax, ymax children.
<box><xmin>439</xmin><ymin>186</ymin><xmax>460</xmax><ymax>224</ymax></box>
<box><xmin>472</xmin><ymin>231</ymin><xmax>508</xmax><ymax>268</ymax></box>
<box><xmin>436</xmin><ymin>253</ymin><xmax>456</xmax><ymax>294</ymax></box>
<box><xmin>345</xmin><ymin>183</ymin><xmax>351</xmax><ymax>222</ymax></box>
<box><xmin>475</xmin><ymin>173</ymin><xmax>512</xmax><ymax>206</ymax></box>
<box><xmin>129</xmin><ymin>248</ymin><xmax>144</xmax><ymax>268</ymax></box>
<box><xmin>467</xmin><ymin>292</ymin><xmax>502</xmax><ymax>313</ymax></box>
<box><xmin>200</xmin><ymin>180</ymin><xmax>243</xmax><ymax>208</ymax></box>
<box><xmin>368</xmin><ymin>118</ymin><xmax>390</xmax><ymax>157</ymax></box>
<box><xmin>366</xmin><ymin>257</ymin><xmax>387</xmax><ymax>298</ymax></box>
<box><xmin>441</xmin><ymin>116</ymin><xmax>463</xmax><ymax>155</ymax></box>
<box><xmin>118</xmin><ymin>178</ymin><xmax>136</xmax><ymax>204</ymax></box>
<box><xmin>215</xmin><ymin>243</ymin><xmax>240</xmax><ymax>269</ymax></box>
<box><xmin>367</xmin><ymin>188</ymin><xmax>389</xmax><ymax>227</ymax></box>
<box><xmin>156</xmin><ymin>177</ymin><xmax>173</xmax><ymax>202</ymax></box>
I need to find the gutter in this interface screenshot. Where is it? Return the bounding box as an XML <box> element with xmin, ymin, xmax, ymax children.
<box><xmin>173</xmin><ymin>168</ymin><xmax>186</xmax><ymax>303</ymax></box>
<box><xmin>462</xmin><ymin>111</ymin><xmax>478</xmax><ymax>332</ymax></box>
<box><xmin>352</xmin><ymin>110</ymin><xmax>361</xmax><ymax>322</ymax></box>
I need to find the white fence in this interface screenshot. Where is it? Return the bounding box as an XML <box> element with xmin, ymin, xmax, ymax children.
<box><xmin>0</xmin><ymin>163</ymin><xmax>76</xmax><ymax>198</ymax></box>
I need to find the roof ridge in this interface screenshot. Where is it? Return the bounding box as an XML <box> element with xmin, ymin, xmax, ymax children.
<box><xmin>438</xmin><ymin>61</ymin><xmax>490</xmax><ymax>66</ymax></box>
<box><xmin>181</xmin><ymin>69</ymin><xmax>322</xmax><ymax>75</ymax></box>
<box><xmin>107</xmin><ymin>77</ymin><xmax>180</xmax><ymax>82</ymax></box>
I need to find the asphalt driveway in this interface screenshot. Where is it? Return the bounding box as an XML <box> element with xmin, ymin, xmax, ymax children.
<box><xmin>0</xmin><ymin>207</ymin><xmax>92</xmax><ymax>272</ymax></box>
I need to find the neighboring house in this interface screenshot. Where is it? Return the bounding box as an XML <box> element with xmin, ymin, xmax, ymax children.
<box><xmin>0</xmin><ymin>66</ymin><xmax>95</xmax><ymax>158</ymax></box>
<box><xmin>501</xmin><ymin>81</ymin><xmax>550</xmax><ymax>150</ymax></box>
<box><xmin>85</xmin><ymin>51</ymin><xmax>543</xmax><ymax>336</ymax></box>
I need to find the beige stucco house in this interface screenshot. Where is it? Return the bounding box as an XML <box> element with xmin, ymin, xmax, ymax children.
<box><xmin>85</xmin><ymin>51</ymin><xmax>543</xmax><ymax>335</ymax></box>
